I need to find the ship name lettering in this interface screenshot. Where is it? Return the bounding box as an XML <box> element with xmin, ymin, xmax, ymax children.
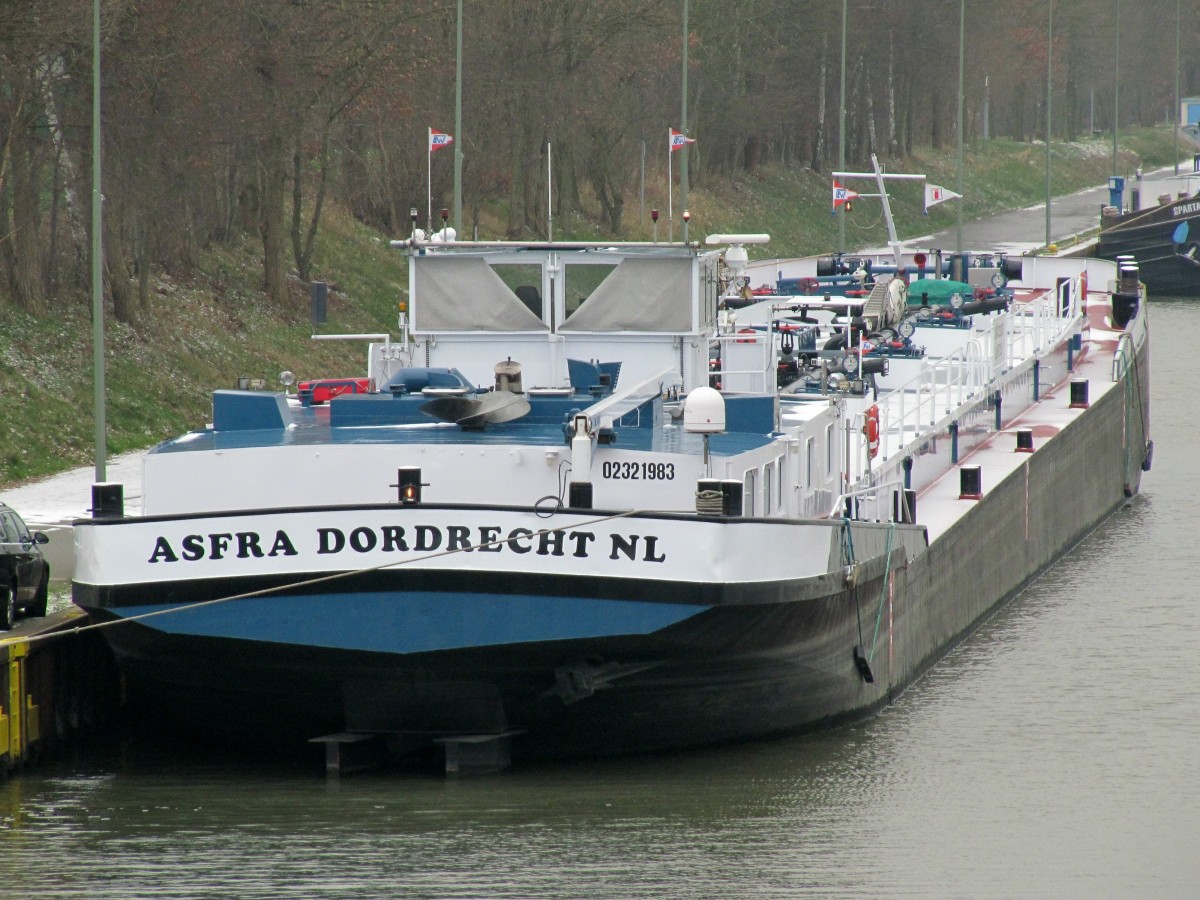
<box><xmin>148</xmin><ymin>529</ymin><xmax>299</xmax><ymax>563</ymax></box>
<box><xmin>147</xmin><ymin>524</ymin><xmax>666</xmax><ymax>565</ymax></box>
<box><xmin>609</xmin><ymin>533</ymin><xmax>667</xmax><ymax>563</ymax></box>
<box><xmin>314</xmin><ymin>524</ymin><xmax>605</xmax><ymax>558</ymax></box>
<box><xmin>312</xmin><ymin>524</ymin><xmax>664</xmax><ymax>562</ymax></box>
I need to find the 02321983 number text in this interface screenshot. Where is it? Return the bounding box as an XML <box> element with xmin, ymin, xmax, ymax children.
<box><xmin>601</xmin><ymin>461</ymin><xmax>675</xmax><ymax>480</ymax></box>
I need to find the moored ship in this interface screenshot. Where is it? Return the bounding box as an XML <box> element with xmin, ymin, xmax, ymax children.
<box><xmin>1095</xmin><ymin>179</ymin><xmax>1200</xmax><ymax>295</ymax></box>
<box><xmin>72</xmin><ymin>222</ymin><xmax>1151</xmax><ymax>771</ymax></box>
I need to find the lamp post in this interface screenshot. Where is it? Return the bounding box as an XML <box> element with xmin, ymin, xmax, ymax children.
<box><xmin>1113</xmin><ymin>0</ymin><xmax>1120</xmax><ymax>177</ymax></box>
<box><xmin>92</xmin><ymin>0</ymin><xmax>106</xmax><ymax>482</ymax></box>
<box><xmin>838</xmin><ymin>0</ymin><xmax>847</xmax><ymax>254</ymax></box>
<box><xmin>680</xmin><ymin>0</ymin><xmax>690</xmax><ymax>244</ymax></box>
<box><xmin>453</xmin><ymin>0</ymin><xmax>463</xmax><ymax>234</ymax></box>
<box><xmin>1045</xmin><ymin>0</ymin><xmax>1053</xmax><ymax>249</ymax></box>
<box><xmin>1175</xmin><ymin>0</ymin><xmax>1181</xmax><ymax>176</ymax></box>
<box><xmin>956</xmin><ymin>0</ymin><xmax>964</xmax><ymax>253</ymax></box>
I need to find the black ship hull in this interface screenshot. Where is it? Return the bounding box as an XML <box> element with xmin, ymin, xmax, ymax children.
<box><xmin>1096</xmin><ymin>198</ymin><xmax>1200</xmax><ymax>295</ymax></box>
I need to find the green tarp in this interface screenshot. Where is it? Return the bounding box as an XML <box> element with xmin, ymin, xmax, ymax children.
<box><xmin>906</xmin><ymin>278</ymin><xmax>973</xmax><ymax>306</ymax></box>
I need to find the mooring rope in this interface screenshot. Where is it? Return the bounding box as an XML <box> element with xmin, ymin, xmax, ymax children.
<box><xmin>1126</xmin><ymin>332</ymin><xmax>1149</xmax><ymax>480</ymax></box>
<box><xmin>842</xmin><ymin>517</ymin><xmax>866</xmax><ymax>648</ymax></box>
<box><xmin>867</xmin><ymin>521</ymin><xmax>897</xmax><ymax>664</ymax></box>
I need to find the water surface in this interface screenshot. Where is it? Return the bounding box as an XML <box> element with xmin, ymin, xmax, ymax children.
<box><xmin>2</xmin><ymin>302</ymin><xmax>1195</xmax><ymax>899</ymax></box>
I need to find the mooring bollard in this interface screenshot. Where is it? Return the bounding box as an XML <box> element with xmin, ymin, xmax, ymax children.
<box><xmin>959</xmin><ymin>465</ymin><xmax>982</xmax><ymax>500</ymax></box>
<box><xmin>1069</xmin><ymin>378</ymin><xmax>1089</xmax><ymax>409</ymax></box>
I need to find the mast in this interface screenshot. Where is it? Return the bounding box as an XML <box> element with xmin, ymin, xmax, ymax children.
<box><xmin>832</xmin><ymin>157</ymin><xmax>925</xmax><ymax>270</ymax></box>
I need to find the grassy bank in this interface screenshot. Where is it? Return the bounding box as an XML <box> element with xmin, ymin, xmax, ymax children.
<box><xmin>0</xmin><ymin>126</ymin><xmax>1186</xmax><ymax>488</ymax></box>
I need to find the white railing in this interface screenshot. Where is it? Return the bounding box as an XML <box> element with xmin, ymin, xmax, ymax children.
<box><xmin>713</xmin><ymin>332</ymin><xmax>775</xmax><ymax>394</ymax></box>
<box><xmin>830</xmin><ymin>478</ymin><xmax>910</xmax><ymax>523</ymax></box>
<box><xmin>1004</xmin><ymin>276</ymin><xmax>1076</xmax><ymax>368</ymax></box>
<box><xmin>871</xmin><ymin>276</ymin><xmax>1080</xmax><ymax>464</ymax></box>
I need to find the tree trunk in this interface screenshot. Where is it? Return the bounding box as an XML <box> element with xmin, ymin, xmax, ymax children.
<box><xmin>886</xmin><ymin>40</ymin><xmax>899</xmax><ymax>156</ymax></box>
<box><xmin>811</xmin><ymin>33</ymin><xmax>828</xmax><ymax>172</ymax></box>
<box><xmin>931</xmin><ymin>81</ymin><xmax>943</xmax><ymax>150</ymax></box>
<box><xmin>135</xmin><ymin>215</ymin><xmax>151</xmax><ymax>312</ymax></box>
<box><xmin>105</xmin><ymin>198</ymin><xmax>137</xmax><ymax>324</ymax></box>
<box><xmin>864</xmin><ymin>66</ymin><xmax>877</xmax><ymax>158</ymax></box>
<box><xmin>293</xmin><ymin>117</ymin><xmax>331</xmax><ymax>284</ymax></box>
<box><xmin>506</xmin><ymin>107</ymin><xmax>525</xmax><ymax>239</ymax></box>
<box><xmin>1011</xmin><ymin>81</ymin><xmax>1026</xmax><ymax>142</ymax></box>
<box><xmin>8</xmin><ymin>122</ymin><xmax>48</xmax><ymax>315</ymax></box>
<box><xmin>40</xmin><ymin>54</ymin><xmax>88</xmax><ymax>303</ymax></box>
<box><xmin>259</xmin><ymin>137</ymin><xmax>289</xmax><ymax>307</ymax></box>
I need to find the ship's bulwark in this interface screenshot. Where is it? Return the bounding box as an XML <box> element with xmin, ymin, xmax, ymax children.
<box><xmin>77</xmin><ymin>349</ymin><xmax>1146</xmax><ymax>762</ymax></box>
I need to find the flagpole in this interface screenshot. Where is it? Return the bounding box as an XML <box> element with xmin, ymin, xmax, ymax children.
<box><xmin>838</xmin><ymin>0</ymin><xmax>847</xmax><ymax>254</ymax></box>
<box><xmin>453</xmin><ymin>0</ymin><xmax>463</xmax><ymax>233</ymax></box>
<box><xmin>1045</xmin><ymin>0</ymin><xmax>1053</xmax><ymax>248</ymax></box>
<box><xmin>668</xmin><ymin>129</ymin><xmax>674</xmax><ymax>242</ymax></box>
<box><xmin>956</xmin><ymin>0</ymin><xmax>965</xmax><ymax>253</ymax></box>
<box><xmin>680</xmin><ymin>0</ymin><xmax>689</xmax><ymax>244</ymax></box>
<box><xmin>547</xmin><ymin>142</ymin><xmax>553</xmax><ymax>241</ymax></box>
<box><xmin>92</xmin><ymin>0</ymin><xmax>106</xmax><ymax>482</ymax></box>
<box><xmin>427</xmin><ymin>127</ymin><xmax>433</xmax><ymax>231</ymax></box>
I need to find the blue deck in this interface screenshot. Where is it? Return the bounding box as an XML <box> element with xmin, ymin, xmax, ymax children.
<box><xmin>150</xmin><ymin>389</ymin><xmax>782</xmax><ymax>458</ymax></box>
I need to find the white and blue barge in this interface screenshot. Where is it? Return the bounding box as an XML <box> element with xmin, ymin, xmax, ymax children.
<box><xmin>72</xmin><ymin>235</ymin><xmax>1150</xmax><ymax>767</ymax></box>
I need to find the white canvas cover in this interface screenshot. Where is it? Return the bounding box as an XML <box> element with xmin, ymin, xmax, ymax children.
<box><xmin>560</xmin><ymin>257</ymin><xmax>693</xmax><ymax>332</ymax></box>
<box><xmin>412</xmin><ymin>257</ymin><xmax>548</xmax><ymax>332</ymax></box>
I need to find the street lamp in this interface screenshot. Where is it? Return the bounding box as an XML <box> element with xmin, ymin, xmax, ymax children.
<box><xmin>92</xmin><ymin>0</ymin><xmax>106</xmax><ymax>482</ymax></box>
<box><xmin>1045</xmin><ymin>0</ymin><xmax>1053</xmax><ymax>249</ymax></box>
<box><xmin>956</xmin><ymin>0</ymin><xmax>964</xmax><ymax>253</ymax></box>
<box><xmin>1113</xmin><ymin>0</ymin><xmax>1120</xmax><ymax>177</ymax></box>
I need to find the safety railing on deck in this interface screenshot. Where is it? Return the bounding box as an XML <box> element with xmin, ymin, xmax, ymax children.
<box><xmin>830</xmin><ymin>478</ymin><xmax>911</xmax><ymax>523</ymax></box>
<box><xmin>870</xmin><ymin>274</ymin><xmax>1081</xmax><ymax>465</ymax></box>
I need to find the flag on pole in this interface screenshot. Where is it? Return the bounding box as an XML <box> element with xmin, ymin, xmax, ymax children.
<box><xmin>428</xmin><ymin>129</ymin><xmax>454</xmax><ymax>230</ymax></box>
<box><xmin>832</xmin><ymin>180</ymin><xmax>859</xmax><ymax>211</ymax></box>
<box><xmin>669</xmin><ymin>128</ymin><xmax>696</xmax><ymax>152</ymax></box>
<box><xmin>924</xmin><ymin>183</ymin><xmax>962</xmax><ymax>211</ymax></box>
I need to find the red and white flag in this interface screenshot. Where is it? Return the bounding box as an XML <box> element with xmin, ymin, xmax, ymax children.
<box><xmin>670</xmin><ymin>128</ymin><xmax>696</xmax><ymax>152</ymax></box>
<box><xmin>429</xmin><ymin>129</ymin><xmax>453</xmax><ymax>152</ymax></box>
<box><xmin>832</xmin><ymin>180</ymin><xmax>859</xmax><ymax>210</ymax></box>
<box><xmin>924</xmin><ymin>183</ymin><xmax>962</xmax><ymax>211</ymax></box>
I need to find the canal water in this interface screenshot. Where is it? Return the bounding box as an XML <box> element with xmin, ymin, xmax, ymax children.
<box><xmin>2</xmin><ymin>301</ymin><xmax>1196</xmax><ymax>899</ymax></box>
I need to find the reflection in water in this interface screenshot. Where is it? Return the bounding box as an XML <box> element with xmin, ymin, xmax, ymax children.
<box><xmin>2</xmin><ymin>304</ymin><xmax>1198</xmax><ymax>899</ymax></box>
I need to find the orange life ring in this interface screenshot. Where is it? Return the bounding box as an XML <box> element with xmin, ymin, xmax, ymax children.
<box><xmin>862</xmin><ymin>404</ymin><xmax>880</xmax><ymax>459</ymax></box>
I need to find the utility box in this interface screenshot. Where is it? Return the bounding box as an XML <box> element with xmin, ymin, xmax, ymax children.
<box><xmin>1108</xmin><ymin>176</ymin><xmax>1125</xmax><ymax>210</ymax></box>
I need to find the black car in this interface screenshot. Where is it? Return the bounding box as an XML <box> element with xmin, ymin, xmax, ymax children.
<box><xmin>0</xmin><ymin>502</ymin><xmax>50</xmax><ymax>630</ymax></box>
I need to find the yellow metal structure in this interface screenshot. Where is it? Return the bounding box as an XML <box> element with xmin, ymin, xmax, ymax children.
<box><xmin>1</xmin><ymin>612</ymin><xmax>123</xmax><ymax>775</ymax></box>
<box><xmin>2</xmin><ymin>638</ymin><xmax>29</xmax><ymax>767</ymax></box>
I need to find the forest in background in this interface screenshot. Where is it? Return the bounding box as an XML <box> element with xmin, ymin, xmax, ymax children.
<box><xmin>1</xmin><ymin>0</ymin><xmax>1197</xmax><ymax>325</ymax></box>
